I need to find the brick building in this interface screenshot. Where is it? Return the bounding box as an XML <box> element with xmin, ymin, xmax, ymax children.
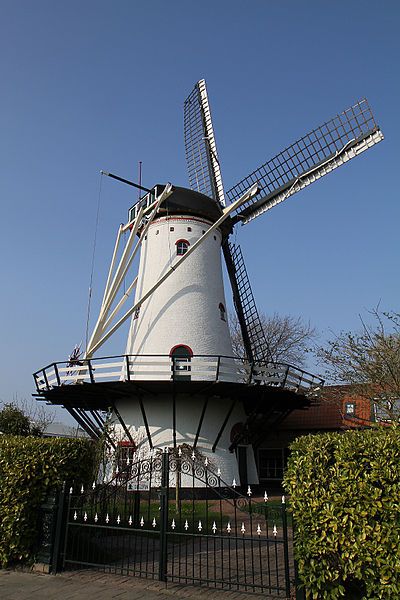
<box><xmin>256</xmin><ymin>386</ymin><xmax>374</xmax><ymax>487</ymax></box>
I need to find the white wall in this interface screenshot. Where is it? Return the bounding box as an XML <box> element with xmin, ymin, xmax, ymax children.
<box><xmin>125</xmin><ymin>215</ymin><xmax>233</xmax><ymax>358</ymax></box>
<box><xmin>113</xmin><ymin>394</ymin><xmax>259</xmax><ymax>486</ymax></box>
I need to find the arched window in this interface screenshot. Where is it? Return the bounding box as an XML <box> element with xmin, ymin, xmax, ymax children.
<box><xmin>175</xmin><ymin>239</ymin><xmax>189</xmax><ymax>256</ymax></box>
<box><xmin>219</xmin><ymin>303</ymin><xmax>226</xmax><ymax>321</ymax></box>
<box><xmin>170</xmin><ymin>345</ymin><xmax>193</xmax><ymax>381</ymax></box>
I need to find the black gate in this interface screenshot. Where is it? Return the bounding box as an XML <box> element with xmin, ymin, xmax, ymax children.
<box><xmin>59</xmin><ymin>449</ymin><xmax>291</xmax><ymax>596</ymax></box>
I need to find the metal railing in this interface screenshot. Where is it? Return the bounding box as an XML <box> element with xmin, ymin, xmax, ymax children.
<box><xmin>33</xmin><ymin>354</ymin><xmax>323</xmax><ymax>397</ymax></box>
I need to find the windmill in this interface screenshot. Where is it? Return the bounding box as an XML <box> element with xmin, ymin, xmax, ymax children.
<box><xmin>33</xmin><ymin>80</ymin><xmax>383</xmax><ymax>486</ymax></box>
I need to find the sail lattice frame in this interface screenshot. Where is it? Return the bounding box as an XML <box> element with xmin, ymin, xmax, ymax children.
<box><xmin>227</xmin><ymin>98</ymin><xmax>382</xmax><ymax>222</ymax></box>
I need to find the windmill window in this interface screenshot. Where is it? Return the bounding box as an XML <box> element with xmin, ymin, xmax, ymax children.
<box><xmin>219</xmin><ymin>303</ymin><xmax>226</xmax><ymax>321</ymax></box>
<box><xmin>202</xmin><ymin>230</ymin><xmax>206</xmax><ymax>235</ymax></box>
<box><xmin>176</xmin><ymin>239</ymin><xmax>189</xmax><ymax>256</ymax></box>
<box><xmin>156</xmin><ymin>230</ymin><xmax>159</xmax><ymax>235</ymax></box>
<box><xmin>214</xmin><ymin>235</ymin><xmax>217</xmax><ymax>240</ymax></box>
<box><xmin>187</xmin><ymin>227</ymin><xmax>192</xmax><ymax>232</ymax></box>
<box><xmin>170</xmin><ymin>227</ymin><xmax>174</xmax><ymax>232</ymax></box>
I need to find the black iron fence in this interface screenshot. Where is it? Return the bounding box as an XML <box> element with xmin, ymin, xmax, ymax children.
<box><xmin>48</xmin><ymin>449</ymin><xmax>294</xmax><ymax>597</ymax></box>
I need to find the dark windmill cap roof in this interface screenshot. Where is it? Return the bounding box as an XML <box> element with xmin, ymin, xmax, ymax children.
<box><xmin>156</xmin><ymin>184</ymin><xmax>223</xmax><ymax>221</ymax></box>
<box><xmin>129</xmin><ymin>184</ymin><xmax>233</xmax><ymax>237</ymax></box>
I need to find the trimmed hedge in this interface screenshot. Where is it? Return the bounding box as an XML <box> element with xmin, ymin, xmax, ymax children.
<box><xmin>284</xmin><ymin>427</ymin><xmax>400</xmax><ymax>599</ymax></box>
<box><xmin>0</xmin><ymin>435</ymin><xmax>96</xmax><ymax>567</ymax></box>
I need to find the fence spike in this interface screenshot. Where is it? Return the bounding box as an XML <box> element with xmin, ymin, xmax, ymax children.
<box><xmin>198</xmin><ymin>520</ymin><xmax>202</xmax><ymax>531</ymax></box>
<box><xmin>241</xmin><ymin>522</ymin><xmax>246</xmax><ymax>534</ymax></box>
<box><xmin>94</xmin><ymin>513</ymin><xmax>98</xmax><ymax>523</ymax></box>
<box><xmin>184</xmin><ymin>520</ymin><xmax>189</xmax><ymax>530</ymax></box>
<box><xmin>247</xmin><ymin>485</ymin><xmax>252</xmax><ymax>496</ymax></box>
<box><xmin>191</xmin><ymin>451</ymin><xmax>196</xmax><ymax>461</ymax></box>
<box><xmin>128</xmin><ymin>515</ymin><xmax>132</xmax><ymax>526</ymax></box>
<box><xmin>232</xmin><ymin>478</ymin><xmax>237</xmax><ymax>488</ymax></box>
<box><xmin>73</xmin><ymin>511</ymin><xmax>77</xmax><ymax>521</ymax></box>
<box><xmin>226</xmin><ymin>522</ymin><xmax>231</xmax><ymax>533</ymax></box>
<box><xmin>152</xmin><ymin>518</ymin><xmax>156</xmax><ymax>528</ymax></box>
<box><xmin>264</xmin><ymin>491</ymin><xmax>268</xmax><ymax>502</ymax></box>
<box><xmin>84</xmin><ymin>512</ymin><xmax>88</xmax><ymax>522</ymax></box>
<box><xmin>106</xmin><ymin>513</ymin><xmax>110</xmax><ymax>524</ymax></box>
<box><xmin>92</xmin><ymin>481</ymin><xmax>96</xmax><ymax>490</ymax></box>
<box><xmin>257</xmin><ymin>523</ymin><xmax>261</xmax><ymax>535</ymax></box>
<box><xmin>69</xmin><ymin>486</ymin><xmax>73</xmax><ymax>495</ymax></box>
<box><xmin>171</xmin><ymin>519</ymin><xmax>176</xmax><ymax>529</ymax></box>
<box><xmin>178</xmin><ymin>447</ymin><xmax>182</xmax><ymax>457</ymax></box>
<box><xmin>140</xmin><ymin>516</ymin><xmax>144</xmax><ymax>527</ymax></box>
<box><xmin>273</xmin><ymin>525</ymin><xmax>277</xmax><ymax>537</ymax></box>
<box><xmin>204</xmin><ymin>457</ymin><xmax>208</xmax><ymax>467</ymax></box>
<box><xmin>117</xmin><ymin>515</ymin><xmax>121</xmax><ymax>524</ymax></box>
<box><xmin>80</xmin><ymin>484</ymin><xmax>84</xmax><ymax>494</ymax></box>
<box><xmin>217</xmin><ymin>467</ymin><xmax>221</xmax><ymax>477</ymax></box>
<box><xmin>212</xmin><ymin>521</ymin><xmax>217</xmax><ymax>533</ymax></box>
<box><xmin>281</xmin><ymin>495</ymin><xmax>286</xmax><ymax>504</ymax></box>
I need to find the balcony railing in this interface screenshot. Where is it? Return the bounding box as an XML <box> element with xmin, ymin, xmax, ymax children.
<box><xmin>33</xmin><ymin>354</ymin><xmax>323</xmax><ymax>397</ymax></box>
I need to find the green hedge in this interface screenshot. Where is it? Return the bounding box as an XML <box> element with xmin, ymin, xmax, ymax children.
<box><xmin>0</xmin><ymin>435</ymin><xmax>96</xmax><ymax>567</ymax></box>
<box><xmin>283</xmin><ymin>428</ymin><xmax>400</xmax><ymax>600</ymax></box>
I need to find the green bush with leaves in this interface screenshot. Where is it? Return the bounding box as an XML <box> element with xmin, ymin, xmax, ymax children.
<box><xmin>284</xmin><ymin>428</ymin><xmax>400</xmax><ymax>599</ymax></box>
<box><xmin>0</xmin><ymin>435</ymin><xmax>96</xmax><ymax>567</ymax></box>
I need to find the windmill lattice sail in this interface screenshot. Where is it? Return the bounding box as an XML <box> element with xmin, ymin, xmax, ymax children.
<box><xmin>184</xmin><ymin>79</ymin><xmax>226</xmax><ymax>206</ymax></box>
<box><xmin>227</xmin><ymin>98</ymin><xmax>384</xmax><ymax>224</ymax></box>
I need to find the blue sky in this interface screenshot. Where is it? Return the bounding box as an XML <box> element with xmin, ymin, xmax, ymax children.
<box><xmin>1</xmin><ymin>1</ymin><xmax>399</xmax><ymax>422</ymax></box>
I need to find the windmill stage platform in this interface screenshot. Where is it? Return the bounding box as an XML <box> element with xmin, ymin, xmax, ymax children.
<box><xmin>34</xmin><ymin>353</ymin><xmax>322</xmax><ymax>454</ymax></box>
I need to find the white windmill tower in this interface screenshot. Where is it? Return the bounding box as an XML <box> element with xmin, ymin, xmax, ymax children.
<box><xmin>34</xmin><ymin>80</ymin><xmax>383</xmax><ymax>486</ymax></box>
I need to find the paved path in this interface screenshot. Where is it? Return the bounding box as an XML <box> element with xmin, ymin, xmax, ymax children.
<box><xmin>0</xmin><ymin>569</ymin><xmax>288</xmax><ymax>600</ymax></box>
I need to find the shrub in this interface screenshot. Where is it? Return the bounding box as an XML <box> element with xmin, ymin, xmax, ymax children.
<box><xmin>0</xmin><ymin>435</ymin><xmax>96</xmax><ymax>567</ymax></box>
<box><xmin>284</xmin><ymin>427</ymin><xmax>400</xmax><ymax>599</ymax></box>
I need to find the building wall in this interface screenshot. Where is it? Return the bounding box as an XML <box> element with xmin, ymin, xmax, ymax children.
<box><xmin>256</xmin><ymin>387</ymin><xmax>374</xmax><ymax>486</ymax></box>
<box><xmin>112</xmin><ymin>394</ymin><xmax>259</xmax><ymax>486</ymax></box>
<box><xmin>126</xmin><ymin>215</ymin><xmax>233</xmax><ymax>358</ymax></box>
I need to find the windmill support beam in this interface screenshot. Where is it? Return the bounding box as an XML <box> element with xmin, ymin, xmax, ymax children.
<box><xmin>86</xmin><ymin>183</ymin><xmax>173</xmax><ymax>358</ymax></box>
<box><xmin>193</xmin><ymin>397</ymin><xmax>209</xmax><ymax>449</ymax></box>
<box><xmin>138</xmin><ymin>395</ymin><xmax>153</xmax><ymax>450</ymax></box>
<box><xmin>212</xmin><ymin>398</ymin><xmax>237</xmax><ymax>453</ymax></box>
<box><xmin>64</xmin><ymin>406</ymin><xmax>100</xmax><ymax>441</ymax></box>
<box><xmin>111</xmin><ymin>402</ymin><xmax>135</xmax><ymax>445</ymax></box>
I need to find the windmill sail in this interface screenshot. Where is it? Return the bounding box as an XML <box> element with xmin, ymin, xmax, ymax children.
<box><xmin>227</xmin><ymin>98</ymin><xmax>384</xmax><ymax>224</ymax></box>
<box><xmin>223</xmin><ymin>242</ymin><xmax>273</xmax><ymax>364</ymax></box>
<box><xmin>184</xmin><ymin>79</ymin><xmax>226</xmax><ymax>206</ymax></box>
<box><xmin>184</xmin><ymin>79</ymin><xmax>270</xmax><ymax>364</ymax></box>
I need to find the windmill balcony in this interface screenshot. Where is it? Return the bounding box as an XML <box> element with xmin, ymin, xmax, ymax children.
<box><xmin>33</xmin><ymin>354</ymin><xmax>323</xmax><ymax>397</ymax></box>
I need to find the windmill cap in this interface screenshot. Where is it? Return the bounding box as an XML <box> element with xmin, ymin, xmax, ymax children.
<box><xmin>155</xmin><ymin>184</ymin><xmax>223</xmax><ymax>222</ymax></box>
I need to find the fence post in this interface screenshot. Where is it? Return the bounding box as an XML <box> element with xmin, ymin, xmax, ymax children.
<box><xmin>281</xmin><ymin>499</ymin><xmax>291</xmax><ymax>597</ymax></box>
<box><xmin>159</xmin><ymin>448</ymin><xmax>169</xmax><ymax>582</ymax></box>
<box><xmin>36</xmin><ymin>482</ymin><xmax>67</xmax><ymax>574</ymax></box>
<box><xmin>51</xmin><ymin>482</ymin><xmax>67</xmax><ymax>573</ymax></box>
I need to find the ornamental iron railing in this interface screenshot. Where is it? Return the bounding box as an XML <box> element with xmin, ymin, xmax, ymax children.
<box><xmin>33</xmin><ymin>354</ymin><xmax>323</xmax><ymax>397</ymax></box>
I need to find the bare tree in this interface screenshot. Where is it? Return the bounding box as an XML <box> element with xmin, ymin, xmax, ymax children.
<box><xmin>317</xmin><ymin>308</ymin><xmax>400</xmax><ymax>422</ymax></box>
<box><xmin>229</xmin><ymin>311</ymin><xmax>316</xmax><ymax>367</ymax></box>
